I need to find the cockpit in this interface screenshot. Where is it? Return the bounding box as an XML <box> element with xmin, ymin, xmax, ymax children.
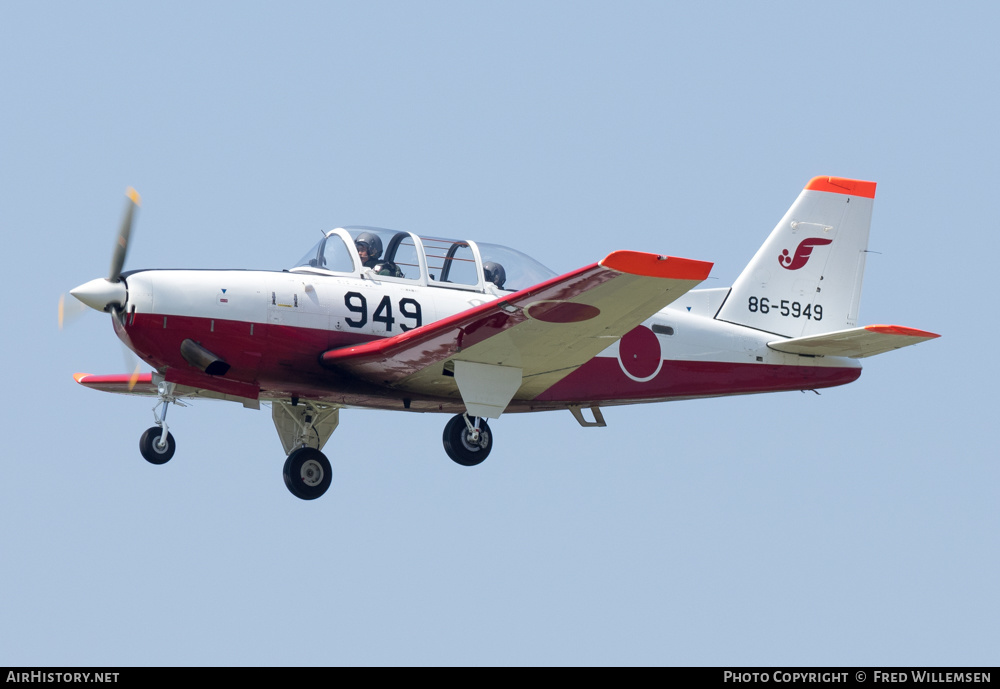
<box><xmin>291</xmin><ymin>227</ymin><xmax>556</xmax><ymax>293</ymax></box>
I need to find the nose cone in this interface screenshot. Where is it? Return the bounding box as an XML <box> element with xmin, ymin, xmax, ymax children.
<box><xmin>70</xmin><ymin>278</ymin><xmax>127</xmax><ymax>312</ymax></box>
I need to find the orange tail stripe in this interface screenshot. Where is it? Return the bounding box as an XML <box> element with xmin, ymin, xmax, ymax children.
<box><xmin>805</xmin><ymin>176</ymin><xmax>877</xmax><ymax>199</ymax></box>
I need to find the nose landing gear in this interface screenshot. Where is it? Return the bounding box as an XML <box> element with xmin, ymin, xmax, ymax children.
<box><xmin>138</xmin><ymin>380</ymin><xmax>185</xmax><ymax>465</ymax></box>
<box><xmin>139</xmin><ymin>426</ymin><xmax>175</xmax><ymax>464</ymax></box>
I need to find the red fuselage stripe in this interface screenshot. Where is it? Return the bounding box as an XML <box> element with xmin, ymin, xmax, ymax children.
<box><xmin>118</xmin><ymin>312</ymin><xmax>861</xmax><ymax>410</ymax></box>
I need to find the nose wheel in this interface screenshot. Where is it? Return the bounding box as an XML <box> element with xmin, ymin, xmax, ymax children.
<box><xmin>283</xmin><ymin>447</ymin><xmax>332</xmax><ymax>500</ymax></box>
<box><xmin>139</xmin><ymin>426</ymin><xmax>175</xmax><ymax>464</ymax></box>
<box><xmin>443</xmin><ymin>413</ymin><xmax>493</xmax><ymax>466</ymax></box>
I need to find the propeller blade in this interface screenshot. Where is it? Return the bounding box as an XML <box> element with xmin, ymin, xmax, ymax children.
<box><xmin>128</xmin><ymin>362</ymin><xmax>142</xmax><ymax>391</ymax></box>
<box><xmin>109</xmin><ymin>187</ymin><xmax>141</xmax><ymax>282</ymax></box>
<box><xmin>121</xmin><ymin>343</ymin><xmax>143</xmax><ymax>391</ymax></box>
<box><xmin>58</xmin><ymin>292</ymin><xmax>89</xmax><ymax>329</ymax></box>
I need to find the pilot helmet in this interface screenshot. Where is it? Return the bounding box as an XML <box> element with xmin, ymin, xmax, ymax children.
<box><xmin>483</xmin><ymin>261</ymin><xmax>506</xmax><ymax>289</ymax></box>
<box><xmin>355</xmin><ymin>232</ymin><xmax>383</xmax><ymax>261</ymax></box>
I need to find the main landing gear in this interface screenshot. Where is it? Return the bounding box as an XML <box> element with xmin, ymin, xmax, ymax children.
<box><xmin>134</xmin><ymin>391</ymin><xmax>492</xmax><ymax>498</ymax></box>
<box><xmin>283</xmin><ymin>447</ymin><xmax>332</xmax><ymax>501</ymax></box>
<box><xmin>443</xmin><ymin>413</ymin><xmax>493</xmax><ymax>466</ymax></box>
<box><xmin>273</xmin><ymin>401</ymin><xmax>340</xmax><ymax>501</ymax></box>
<box><xmin>139</xmin><ymin>381</ymin><xmax>184</xmax><ymax>465</ymax></box>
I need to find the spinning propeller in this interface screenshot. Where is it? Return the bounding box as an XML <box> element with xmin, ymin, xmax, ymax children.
<box><xmin>61</xmin><ymin>187</ymin><xmax>144</xmax><ymax>390</ymax></box>
<box><xmin>65</xmin><ymin>187</ymin><xmax>141</xmax><ymax>315</ymax></box>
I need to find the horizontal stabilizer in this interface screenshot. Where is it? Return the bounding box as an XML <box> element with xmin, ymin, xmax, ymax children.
<box><xmin>767</xmin><ymin>325</ymin><xmax>940</xmax><ymax>358</ymax></box>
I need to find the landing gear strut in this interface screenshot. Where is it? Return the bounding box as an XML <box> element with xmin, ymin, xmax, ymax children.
<box><xmin>139</xmin><ymin>380</ymin><xmax>183</xmax><ymax>465</ymax></box>
<box><xmin>443</xmin><ymin>413</ymin><xmax>493</xmax><ymax>466</ymax></box>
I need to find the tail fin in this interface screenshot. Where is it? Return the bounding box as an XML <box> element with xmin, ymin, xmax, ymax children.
<box><xmin>716</xmin><ymin>176</ymin><xmax>876</xmax><ymax>338</ymax></box>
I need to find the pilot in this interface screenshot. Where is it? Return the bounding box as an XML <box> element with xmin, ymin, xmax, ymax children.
<box><xmin>483</xmin><ymin>261</ymin><xmax>506</xmax><ymax>289</ymax></box>
<box><xmin>355</xmin><ymin>232</ymin><xmax>383</xmax><ymax>269</ymax></box>
<box><xmin>355</xmin><ymin>232</ymin><xmax>403</xmax><ymax>277</ymax></box>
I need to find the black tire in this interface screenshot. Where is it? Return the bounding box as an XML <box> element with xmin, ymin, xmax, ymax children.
<box><xmin>283</xmin><ymin>447</ymin><xmax>332</xmax><ymax>500</ymax></box>
<box><xmin>139</xmin><ymin>426</ymin><xmax>175</xmax><ymax>465</ymax></box>
<box><xmin>442</xmin><ymin>414</ymin><xmax>493</xmax><ymax>467</ymax></box>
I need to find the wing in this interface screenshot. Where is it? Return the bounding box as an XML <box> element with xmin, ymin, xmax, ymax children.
<box><xmin>73</xmin><ymin>372</ymin><xmax>261</xmax><ymax>407</ymax></box>
<box><xmin>767</xmin><ymin>324</ymin><xmax>940</xmax><ymax>358</ymax></box>
<box><xmin>321</xmin><ymin>250</ymin><xmax>713</xmax><ymax>416</ymax></box>
<box><xmin>74</xmin><ymin>372</ymin><xmax>158</xmax><ymax>395</ymax></box>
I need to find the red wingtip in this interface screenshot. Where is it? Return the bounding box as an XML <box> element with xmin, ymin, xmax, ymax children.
<box><xmin>865</xmin><ymin>325</ymin><xmax>941</xmax><ymax>338</ymax></box>
<box><xmin>805</xmin><ymin>176</ymin><xmax>877</xmax><ymax>199</ymax></box>
<box><xmin>601</xmin><ymin>251</ymin><xmax>713</xmax><ymax>281</ymax></box>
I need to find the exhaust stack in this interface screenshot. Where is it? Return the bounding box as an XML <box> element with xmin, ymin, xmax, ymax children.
<box><xmin>180</xmin><ymin>339</ymin><xmax>231</xmax><ymax>376</ymax></box>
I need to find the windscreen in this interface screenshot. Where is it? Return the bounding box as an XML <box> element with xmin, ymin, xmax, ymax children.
<box><xmin>291</xmin><ymin>234</ymin><xmax>356</xmax><ymax>273</ymax></box>
<box><xmin>476</xmin><ymin>242</ymin><xmax>556</xmax><ymax>292</ymax></box>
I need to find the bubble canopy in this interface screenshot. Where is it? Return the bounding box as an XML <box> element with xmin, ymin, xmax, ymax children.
<box><xmin>291</xmin><ymin>227</ymin><xmax>556</xmax><ymax>293</ymax></box>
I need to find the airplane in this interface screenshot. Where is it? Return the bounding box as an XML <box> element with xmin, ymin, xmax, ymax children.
<box><xmin>65</xmin><ymin>176</ymin><xmax>939</xmax><ymax>500</ymax></box>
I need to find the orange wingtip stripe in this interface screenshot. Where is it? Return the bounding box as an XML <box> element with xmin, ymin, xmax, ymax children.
<box><xmin>865</xmin><ymin>324</ymin><xmax>941</xmax><ymax>338</ymax></box>
<box><xmin>600</xmin><ymin>251</ymin><xmax>713</xmax><ymax>281</ymax></box>
<box><xmin>805</xmin><ymin>176</ymin><xmax>877</xmax><ymax>199</ymax></box>
<box><xmin>73</xmin><ymin>373</ymin><xmax>91</xmax><ymax>383</ymax></box>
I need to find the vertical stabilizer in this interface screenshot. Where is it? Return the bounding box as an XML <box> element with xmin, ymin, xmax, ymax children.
<box><xmin>716</xmin><ymin>176</ymin><xmax>876</xmax><ymax>338</ymax></box>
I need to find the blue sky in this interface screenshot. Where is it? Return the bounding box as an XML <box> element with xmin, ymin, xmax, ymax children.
<box><xmin>1</xmin><ymin>1</ymin><xmax>996</xmax><ymax>665</ymax></box>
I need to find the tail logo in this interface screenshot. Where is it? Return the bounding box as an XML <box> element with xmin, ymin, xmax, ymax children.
<box><xmin>779</xmin><ymin>238</ymin><xmax>832</xmax><ymax>270</ymax></box>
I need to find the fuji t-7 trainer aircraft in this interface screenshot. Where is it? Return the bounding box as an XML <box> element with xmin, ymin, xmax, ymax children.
<box><xmin>67</xmin><ymin>176</ymin><xmax>938</xmax><ymax>500</ymax></box>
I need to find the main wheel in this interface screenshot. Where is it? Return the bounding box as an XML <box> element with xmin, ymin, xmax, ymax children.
<box><xmin>283</xmin><ymin>447</ymin><xmax>332</xmax><ymax>500</ymax></box>
<box><xmin>139</xmin><ymin>426</ymin><xmax>175</xmax><ymax>465</ymax></box>
<box><xmin>442</xmin><ymin>414</ymin><xmax>493</xmax><ymax>466</ymax></box>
